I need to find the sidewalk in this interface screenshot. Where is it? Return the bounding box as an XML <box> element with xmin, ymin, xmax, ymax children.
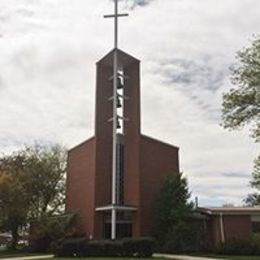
<box><xmin>2</xmin><ymin>255</ymin><xmax>53</xmax><ymax>260</ymax></box>
<box><xmin>154</xmin><ymin>253</ymin><xmax>226</xmax><ymax>260</ymax></box>
<box><xmin>2</xmin><ymin>253</ymin><xmax>224</xmax><ymax>260</ymax></box>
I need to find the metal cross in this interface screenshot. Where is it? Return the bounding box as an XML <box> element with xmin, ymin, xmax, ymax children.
<box><xmin>104</xmin><ymin>0</ymin><xmax>129</xmax><ymax>49</ymax></box>
<box><xmin>104</xmin><ymin>0</ymin><xmax>129</xmax><ymax>240</ymax></box>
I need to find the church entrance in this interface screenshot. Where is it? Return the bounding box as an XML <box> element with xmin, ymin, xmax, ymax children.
<box><xmin>103</xmin><ymin>211</ymin><xmax>133</xmax><ymax>239</ymax></box>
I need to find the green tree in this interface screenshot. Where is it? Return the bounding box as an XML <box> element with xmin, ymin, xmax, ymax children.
<box><xmin>0</xmin><ymin>154</ymin><xmax>31</xmax><ymax>249</ymax></box>
<box><xmin>0</xmin><ymin>144</ymin><xmax>67</xmax><ymax>248</ymax></box>
<box><xmin>29</xmin><ymin>213</ymin><xmax>76</xmax><ymax>252</ymax></box>
<box><xmin>24</xmin><ymin>145</ymin><xmax>67</xmax><ymax>219</ymax></box>
<box><xmin>245</xmin><ymin>155</ymin><xmax>260</xmax><ymax>206</ymax></box>
<box><xmin>222</xmin><ymin>36</ymin><xmax>260</xmax><ymax>142</ymax></box>
<box><xmin>221</xmin><ymin>36</ymin><xmax>260</xmax><ymax>205</ymax></box>
<box><xmin>153</xmin><ymin>173</ymin><xmax>194</xmax><ymax>253</ymax></box>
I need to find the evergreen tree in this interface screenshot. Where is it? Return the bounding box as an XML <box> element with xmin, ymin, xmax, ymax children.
<box><xmin>245</xmin><ymin>155</ymin><xmax>260</xmax><ymax>206</ymax></box>
<box><xmin>153</xmin><ymin>173</ymin><xmax>194</xmax><ymax>253</ymax></box>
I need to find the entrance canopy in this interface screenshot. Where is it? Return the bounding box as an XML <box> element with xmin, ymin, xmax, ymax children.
<box><xmin>96</xmin><ymin>204</ymin><xmax>137</xmax><ymax>212</ymax></box>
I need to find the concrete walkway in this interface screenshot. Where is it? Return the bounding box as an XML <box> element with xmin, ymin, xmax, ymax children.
<box><xmin>2</xmin><ymin>255</ymin><xmax>53</xmax><ymax>260</ymax></box>
<box><xmin>2</xmin><ymin>253</ymin><xmax>225</xmax><ymax>260</ymax></box>
<box><xmin>154</xmin><ymin>253</ymin><xmax>226</xmax><ymax>260</ymax></box>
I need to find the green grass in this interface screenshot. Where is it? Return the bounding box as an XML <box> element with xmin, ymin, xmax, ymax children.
<box><xmin>215</xmin><ymin>257</ymin><xmax>260</xmax><ymax>260</ymax></box>
<box><xmin>0</xmin><ymin>247</ymin><xmax>46</xmax><ymax>259</ymax></box>
<box><xmin>2</xmin><ymin>249</ymin><xmax>260</xmax><ymax>260</ymax></box>
<box><xmin>192</xmin><ymin>254</ymin><xmax>260</xmax><ymax>260</ymax></box>
<box><xmin>0</xmin><ymin>253</ymin><xmax>42</xmax><ymax>259</ymax></box>
<box><xmin>34</xmin><ymin>257</ymin><xmax>260</xmax><ymax>260</ymax></box>
<box><xmin>35</xmin><ymin>258</ymin><xmax>161</xmax><ymax>260</ymax></box>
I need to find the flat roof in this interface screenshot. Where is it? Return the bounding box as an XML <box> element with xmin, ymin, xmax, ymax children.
<box><xmin>197</xmin><ymin>207</ymin><xmax>260</xmax><ymax>216</ymax></box>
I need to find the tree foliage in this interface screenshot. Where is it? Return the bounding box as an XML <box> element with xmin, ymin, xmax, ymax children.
<box><xmin>24</xmin><ymin>145</ymin><xmax>67</xmax><ymax>219</ymax></box>
<box><xmin>153</xmin><ymin>173</ymin><xmax>195</xmax><ymax>253</ymax></box>
<box><xmin>0</xmin><ymin>154</ymin><xmax>31</xmax><ymax>248</ymax></box>
<box><xmin>29</xmin><ymin>213</ymin><xmax>76</xmax><ymax>252</ymax></box>
<box><xmin>0</xmin><ymin>144</ymin><xmax>67</xmax><ymax>248</ymax></box>
<box><xmin>222</xmin><ymin>36</ymin><xmax>260</xmax><ymax>142</ymax></box>
<box><xmin>221</xmin><ymin>36</ymin><xmax>260</xmax><ymax>206</ymax></box>
<box><xmin>245</xmin><ymin>155</ymin><xmax>260</xmax><ymax>206</ymax></box>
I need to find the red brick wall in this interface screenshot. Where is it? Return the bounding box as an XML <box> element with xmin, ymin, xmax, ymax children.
<box><xmin>210</xmin><ymin>215</ymin><xmax>252</xmax><ymax>245</ymax></box>
<box><xmin>210</xmin><ymin>216</ymin><xmax>222</xmax><ymax>246</ymax></box>
<box><xmin>66</xmin><ymin>137</ymin><xmax>96</xmax><ymax>238</ymax></box>
<box><xmin>66</xmin><ymin>50</ymin><xmax>180</xmax><ymax>238</ymax></box>
<box><xmin>94</xmin><ymin>61</ymin><xmax>114</xmax><ymax>238</ymax></box>
<box><xmin>223</xmin><ymin>215</ymin><xmax>251</xmax><ymax>241</ymax></box>
<box><xmin>139</xmin><ymin>135</ymin><xmax>179</xmax><ymax>236</ymax></box>
<box><xmin>124</xmin><ymin>60</ymin><xmax>141</xmax><ymax>236</ymax></box>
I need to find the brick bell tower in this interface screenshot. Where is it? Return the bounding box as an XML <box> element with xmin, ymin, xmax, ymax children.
<box><xmin>66</xmin><ymin>0</ymin><xmax>179</xmax><ymax>239</ymax></box>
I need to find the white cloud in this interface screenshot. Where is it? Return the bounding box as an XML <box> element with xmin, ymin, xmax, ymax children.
<box><xmin>0</xmin><ymin>0</ymin><xmax>259</xmax><ymax>205</ymax></box>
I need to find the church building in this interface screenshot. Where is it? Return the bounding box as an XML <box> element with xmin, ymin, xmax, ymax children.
<box><xmin>65</xmin><ymin>1</ymin><xmax>179</xmax><ymax>239</ymax></box>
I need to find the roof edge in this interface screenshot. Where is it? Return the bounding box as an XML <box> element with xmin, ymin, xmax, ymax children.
<box><xmin>68</xmin><ymin>136</ymin><xmax>95</xmax><ymax>153</ymax></box>
<box><xmin>97</xmin><ymin>48</ymin><xmax>140</xmax><ymax>65</ymax></box>
<box><xmin>141</xmin><ymin>134</ymin><xmax>179</xmax><ymax>150</ymax></box>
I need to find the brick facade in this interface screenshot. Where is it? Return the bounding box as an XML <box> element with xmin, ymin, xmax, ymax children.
<box><xmin>65</xmin><ymin>49</ymin><xmax>180</xmax><ymax>238</ymax></box>
<box><xmin>198</xmin><ymin>207</ymin><xmax>258</xmax><ymax>246</ymax></box>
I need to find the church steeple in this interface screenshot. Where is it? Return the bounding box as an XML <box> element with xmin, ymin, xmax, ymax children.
<box><xmin>103</xmin><ymin>0</ymin><xmax>129</xmax><ymax>240</ymax></box>
<box><xmin>66</xmin><ymin>0</ymin><xmax>179</xmax><ymax>241</ymax></box>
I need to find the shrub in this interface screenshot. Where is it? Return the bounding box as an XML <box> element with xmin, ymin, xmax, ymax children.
<box><xmin>214</xmin><ymin>238</ymin><xmax>260</xmax><ymax>255</ymax></box>
<box><xmin>53</xmin><ymin>237</ymin><xmax>155</xmax><ymax>257</ymax></box>
<box><xmin>102</xmin><ymin>240</ymin><xmax>122</xmax><ymax>256</ymax></box>
<box><xmin>54</xmin><ymin>237</ymin><xmax>87</xmax><ymax>257</ymax></box>
<box><xmin>252</xmin><ymin>233</ymin><xmax>260</xmax><ymax>246</ymax></box>
<box><xmin>121</xmin><ymin>237</ymin><xmax>155</xmax><ymax>257</ymax></box>
<box><xmin>85</xmin><ymin>240</ymin><xmax>121</xmax><ymax>257</ymax></box>
<box><xmin>159</xmin><ymin>221</ymin><xmax>199</xmax><ymax>253</ymax></box>
<box><xmin>29</xmin><ymin>213</ymin><xmax>76</xmax><ymax>253</ymax></box>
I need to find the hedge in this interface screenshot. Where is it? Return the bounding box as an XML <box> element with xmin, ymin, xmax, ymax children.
<box><xmin>214</xmin><ymin>238</ymin><xmax>260</xmax><ymax>255</ymax></box>
<box><xmin>53</xmin><ymin>237</ymin><xmax>155</xmax><ymax>257</ymax></box>
<box><xmin>121</xmin><ymin>237</ymin><xmax>155</xmax><ymax>257</ymax></box>
<box><xmin>54</xmin><ymin>237</ymin><xmax>87</xmax><ymax>257</ymax></box>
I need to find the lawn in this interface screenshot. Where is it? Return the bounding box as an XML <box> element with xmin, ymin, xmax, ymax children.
<box><xmin>36</xmin><ymin>257</ymin><xmax>260</xmax><ymax>260</ymax></box>
<box><xmin>193</xmin><ymin>255</ymin><xmax>260</xmax><ymax>260</ymax></box>
<box><xmin>2</xmin><ymin>248</ymin><xmax>260</xmax><ymax>260</ymax></box>
<box><xmin>215</xmin><ymin>257</ymin><xmax>260</xmax><ymax>260</ymax></box>
<box><xmin>0</xmin><ymin>247</ymin><xmax>45</xmax><ymax>259</ymax></box>
<box><xmin>0</xmin><ymin>252</ymin><xmax>42</xmax><ymax>259</ymax></box>
<box><xmin>38</xmin><ymin>259</ymin><xmax>164</xmax><ymax>260</ymax></box>
<box><xmin>0</xmin><ymin>248</ymin><xmax>162</xmax><ymax>260</ymax></box>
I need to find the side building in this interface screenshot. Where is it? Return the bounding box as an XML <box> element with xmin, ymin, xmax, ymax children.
<box><xmin>65</xmin><ymin>49</ymin><xmax>179</xmax><ymax>239</ymax></box>
<box><xmin>197</xmin><ymin>207</ymin><xmax>260</xmax><ymax>246</ymax></box>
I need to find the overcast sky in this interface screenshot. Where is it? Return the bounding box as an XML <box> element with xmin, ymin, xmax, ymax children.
<box><xmin>0</xmin><ymin>0</ymin><xmax>259</xmax><ymax>206</ymax></box>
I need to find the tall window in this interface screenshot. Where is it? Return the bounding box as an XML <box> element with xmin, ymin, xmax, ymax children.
<box><xmin>116</xmin><ymin>143</ymin><xmax>124</xmax><ymax>204</ymax></box>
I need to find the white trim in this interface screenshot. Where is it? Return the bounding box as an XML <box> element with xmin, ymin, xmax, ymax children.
<box><xmin>198</xmin><ymin>207</ymin><xmax>260</xmax><ymax>216</ymax></box>
<box><xmin>95</xmin><ymin>205</ymin><xmax>137</xmax><ymax>212</ymax></box>
<box><xmin>219</xmin><ymin>213</ymin><xmax>225</xmax><ymax>243</ymax></box>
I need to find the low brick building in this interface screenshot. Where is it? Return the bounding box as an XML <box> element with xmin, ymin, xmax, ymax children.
<box><xmin>197</xmin><ymin>207</ymin><xmax>260</xmax><ymax>245</ymax></box>
<box><xmin>65</xmin><ymin>49</ymin><xmax>179</xmax><ymax>239</ymax></box>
